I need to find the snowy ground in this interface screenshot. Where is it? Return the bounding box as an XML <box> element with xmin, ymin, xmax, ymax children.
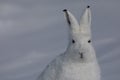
<box><xmin>0</xmin><ymin>0</ymin><xmax>120</xmax><ymax>80</ymax></box>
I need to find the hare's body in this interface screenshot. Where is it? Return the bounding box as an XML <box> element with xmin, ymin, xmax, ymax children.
<box><xmin>38</xmin><ymin>51</ymin><xmax>100</xmax><ymax>80</ymax></box>
<box><xmin>37</xmin><ymin>6</ymin><xmax>101</xmax><ymax>80</ymax></box>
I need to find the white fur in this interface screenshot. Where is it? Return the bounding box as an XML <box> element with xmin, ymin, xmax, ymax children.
<box><xmin>37</xmin><ymin>6</ymin><xmax>101</xmax><ymax>80</ymax></box>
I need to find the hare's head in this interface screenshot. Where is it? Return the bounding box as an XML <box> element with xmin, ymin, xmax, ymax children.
<box><xmin>63</xmin><ymin>6</ymin><xmax>95</xmax><ymax>61</ymax></box>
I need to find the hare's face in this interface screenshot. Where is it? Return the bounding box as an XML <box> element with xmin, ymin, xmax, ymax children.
<box><xmin>71</xmin><ymin>32</ymin><xmax>92</xmax><ymax>53</ymax></box>
<box><xmin>63</xmin><ymin>6</ymin><xmax>95</xmax><ymax>61</ymax></box>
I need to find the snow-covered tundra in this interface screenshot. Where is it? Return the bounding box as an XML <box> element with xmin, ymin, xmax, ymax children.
<box><xmin>37</xmin><ymin>6</ymin><xmax>101</xmax><ymax>80</ymax></box>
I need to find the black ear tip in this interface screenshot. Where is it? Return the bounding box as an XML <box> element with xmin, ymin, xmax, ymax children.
<box><xmin>63</xmin><ymin>9</ymin><xmax>67</xmax><ymax>12</ymax></box>
<box><xmin>87</xmin><ymin>5</ymin><xmax>90</xmax><ymax>8</ymax></box>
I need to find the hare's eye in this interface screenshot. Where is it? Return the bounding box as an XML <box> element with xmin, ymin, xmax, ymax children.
<box><xmin>72</xmin><ymin>39</ymin><xmax>75</xmax><ymax>43</ymax></box>
<box><xmin>88</xmin><ymin>40</ymin><xmax>91</xmax><ymax>43</ymax></box>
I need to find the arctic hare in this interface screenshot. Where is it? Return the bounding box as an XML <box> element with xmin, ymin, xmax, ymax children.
<box><xmin>37</xmin><ymin>6</ymin><xmax>101</xmax><ymax>80</ymax></box>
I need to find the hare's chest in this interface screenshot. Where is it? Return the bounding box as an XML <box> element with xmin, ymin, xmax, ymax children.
<box><xmin>59</xmin><ymin>62</ymin><xmax>99</xmax><ymax>80</ymax></box>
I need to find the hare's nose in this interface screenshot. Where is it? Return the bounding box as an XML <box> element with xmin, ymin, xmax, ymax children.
<box><xmin>79</xmin><ymin>52</ymin><xmax>83</xmax><ymax>59</ymax></box>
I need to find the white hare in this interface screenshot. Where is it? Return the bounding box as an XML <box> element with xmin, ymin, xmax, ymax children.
<box><xmin>37</xmin><ymin>6</ymin><xmax>101</xmax><ymax>80</ymax></box>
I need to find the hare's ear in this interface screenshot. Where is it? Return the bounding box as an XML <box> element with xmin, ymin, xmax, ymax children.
<box><xmin>79</xmin><ymin>6</ymin><xmax>91</xmax><ymax>37</ymax></box>
<box><xmin>63</xmin><ymin>9</ymin><xmax>80</xmax><ymax>33</ymax></box>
